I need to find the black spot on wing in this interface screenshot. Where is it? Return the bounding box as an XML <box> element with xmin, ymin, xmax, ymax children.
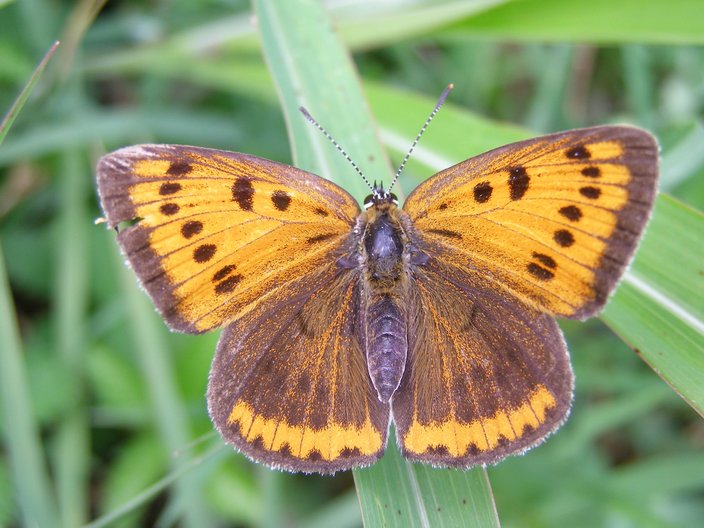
<box><xmin>181</xmin><ymin>220</ymin><xmax>203</xmax><ymax>239</ymax></box>
<box><xmin>159</xmin><ymin>182</ymin><xmax>182</xmax><ymax>195</ymax></box>
<box><xmin>167</xmin><ymin>161</ymin><xmax>192</xmax><ymax>176</ymax></box>
<box><xmin>554</xmin><ymin>229</ymin><xmax>575</xmax><ymax>247</ymax></box>
<box><xmin>580</xmin><ymin>186</ymin><xmax>601</xmax><ymax>199</ymax></box>
<box><xmin>508</xmin><ymin>167</ymin><xmax>529</xmax><ymax>200</ymax></box>
<box><xmin>232</xmin><ymin>177</ymin><xmax>255</xmax><ymax>211</ymax></box>
<box><xmin>271</xmin><ymin>190</ymin><xmax>291</xmax><ymax>211</ymax></box>
<box><xmin>559</xmin><ymin>205</ymin><xmax>582</xmax><ymax>222</ymax></box>
<box><xmin>160</xmin><ymin>203</ymin><xmax>179</xmax><ymax>215</ymax></box>
<box><xmin>566</xmin><ymin>146</ymin><xmax>591</xmax><ymax>159</ymax></box>
<box><xmin>473</xmin><ymin>182</ymin><xmax>492</xmax><ymax>203</ymax></box>
<box><xmin>194</xmin><ymin>244</ymin><xmax>216</xmax><ymax>263</ymax></box>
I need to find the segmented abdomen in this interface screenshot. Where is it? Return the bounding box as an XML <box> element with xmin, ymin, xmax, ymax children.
<box><xmin>366</xmin><ymin>294</ymin><xmax>407</xmax><ymax>402</ymax></box>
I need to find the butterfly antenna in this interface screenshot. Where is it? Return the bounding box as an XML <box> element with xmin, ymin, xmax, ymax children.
<box><xmin>387</xmin><ymin>83</ymin><xmax>454</xmax><ymax>192</ymax></box>
<box><xmin>299</xmin><ymin>106</ymin><xmax>374</xmax><ymax>191</ymax></box>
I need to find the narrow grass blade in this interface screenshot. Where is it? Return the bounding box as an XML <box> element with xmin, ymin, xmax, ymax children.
<box><xmin>254</xmin><ymin>0</ymin><xmax>389</xmax><ymax>199</ymax></box>
<box><xmin>112</xmin><ymin>247</ymin><xmax>211</xmax><ymax>526</ymax></box>
<box><xmin>85</xmin><ymin>443</ymin><xmax>226</xmax><ymax>528</ymax></box>
<box><xmin>450</xmin><ymin>0</ymin><xmax>704</xmax><ymax>44</ymax></box>
<box><xmin>0</xmin><ymin>244</ymin><xmax>59</xmax><ymax>527</ymax></box>
<box><xmin>355</xmin><ymin>438</ymin><xmax>499</xmax><ymax>528</ymax></box>
<box><xmin>603</xmin><ymin>196</ymin><xmax>704</xmax><ymax>415</ymax></box>
<box><xmin>0</xmin><ymin>40</ymin><xmax>59</xmax><ymax>145</ymax></box>
<box><xmin>254</xmin><ymin>0</ymin><xmax>499</xmax><ymax>525</ymax></box>
<box><xmin>54</xmin><ymin>149</ymin><xmax>90</xmax><ymax>527</ymax></box>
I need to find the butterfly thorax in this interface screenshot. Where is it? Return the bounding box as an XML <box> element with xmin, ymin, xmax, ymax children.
<box><xmin>362</xmin><ymin>203</ymin><xmax>406</xmax><ymax>290</ymax></box>
<box><xmin>359</xmin><ymin>201</ymin><xmax>410</xmax><ymax>402</ymax></box>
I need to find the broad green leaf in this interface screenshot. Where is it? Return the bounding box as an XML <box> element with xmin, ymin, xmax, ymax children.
<box><xmin>355</xmin><ymin>437</ymin><xmax>499</xmax><ymax>528</ymax></box>
<box><xmin>253</xmin><ymin>1</ymin><xmax>499</xmax><ymax>526</ymax></box>
<box><xmin>367</xmin><ymin>85</ymin><xmax>704</xmax><ymax>417</ymax></box>
<box><xmin>603</xmin><ymin>196</ymin><xmax>704</xmax><ymax>415</ymax></box>
<box><xmin>447</xmin><ymin>0</ymin><xmax>704</xmax><ymax>44</ymax></box>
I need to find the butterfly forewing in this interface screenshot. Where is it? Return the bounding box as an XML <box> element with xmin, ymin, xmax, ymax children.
<box><xmin>97</xmin><ymin>145</ymin><xmax>360</xmax><ymax>333</ymax></box>
<box><xmin>403</xmin><ymin>126</ymin><xmax>658</xmax><ymax>320</ymax></box>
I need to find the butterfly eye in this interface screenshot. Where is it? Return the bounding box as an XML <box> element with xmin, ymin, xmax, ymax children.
<box><xmin>389</xmin><ymin>192</ymin><xmax>399</xmax><ymax>205</ymax></box>
<box><xmin>363</xmin><ymin>194</ymin><xmax>375</xmax><ymax>209</ymax></box>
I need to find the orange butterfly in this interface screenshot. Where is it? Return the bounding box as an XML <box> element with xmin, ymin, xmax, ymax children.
<box><xmin>97</xmin><ymin>93</ymin><xmax>658</xmax><ymax>473</ymax></box>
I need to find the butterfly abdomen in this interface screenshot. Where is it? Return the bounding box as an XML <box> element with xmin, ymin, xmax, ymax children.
<box><xmin>361</xmin><ymin>204</ymin><xmax>410</xmax><ymax>402</ymax></box>
<box><xmin>365</xmin><ymin>294</ymin><xmax>407</xmax><ymax>402</ymax></box>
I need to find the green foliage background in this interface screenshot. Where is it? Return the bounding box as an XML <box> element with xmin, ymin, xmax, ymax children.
<box><xmin>0</xmin><ymin>1</ymin><xmax>702</xmax><ymax>527</ymax></box>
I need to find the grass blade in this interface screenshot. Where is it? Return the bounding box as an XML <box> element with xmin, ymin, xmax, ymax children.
<box><xmin>0</xmin><ymin>40</ymin><xmax>59</xmax><ymax>145</ymax></box>
<box><xmin>451</xmin><ymin>0</ymin><xmax>704</xmax><ymax>44</ymax></box>
<box><xmin>253</xmin><ymin>0</ymin><xmax>499</xmax><ymax>525</ymax></box>
<box><xmin>602</xmin><ymin>196</ymin><xmax>704</xmax><ymax>415</ymax></box>
<box><xmin>0</xmin><ymin>244</ymin><xmax>58</xmax><ymax>527</ymax></box>
<box><xmin>54</xmin><ymin>149</ymin><xmax>90</xmax><ymax>527</ymax></box>
<box><xmin>112</xmin><ymin>248</ymin><xmax>211</xmax><ymax>526</ymax></box>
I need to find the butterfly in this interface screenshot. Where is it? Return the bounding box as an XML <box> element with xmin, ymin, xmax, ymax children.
<box><xmin>96</xmin><ymin>100</ymin><xmax>658</xmax><ymax>474</ymax></box>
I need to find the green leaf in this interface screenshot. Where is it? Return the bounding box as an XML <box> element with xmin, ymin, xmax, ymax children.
<box><xmin>0</xmin><ymin>40</ymin><xmax>58</xmax><ymax>145</ymax></box>
<box><xmin>603</xmin><ymin>196</ymin><xmax>704</xmax><ymax>415</ymax></box>
<box><xmin>369</xmin><ymin>82</ymin><xmax>704</xmax><ymax>417</ymax></box>
<box><xmin>0</xmin><ymin>245</ymin><xmax>58</xmax><ymax>527</ymax></box>
<box><xmin>355</xmin><ymin>437</ymin><xmax>499</xmax><ymax>528</ymax></box>
<box><xmin>253</xmin><ymin>0</ymin><xmax>498</xmax><ymax>525</ymax></box>
<box><xmin>448</xmin><ymin>0</ymin><xmax>704</xmax><ymax>44</ymax></box>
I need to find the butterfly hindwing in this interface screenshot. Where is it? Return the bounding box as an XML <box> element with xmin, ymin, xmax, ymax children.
<box><xmin>208</xmin><ymin>265</ymin><xmax>390</xmax><ymax>473</ymax></box>
<box><xmin>393</xmin><ymin>257</ymin><xmax>573</xmax><ymax>466</ymax></box>
<box><xmin>97</xmin><ymin>145</ymin><xmax>360</xmax><ymax>333</ymax></box>
<box><xmin>403</xmin><ymin>126</ymin><xmax>658</xmax><ymax>320</ymax></box>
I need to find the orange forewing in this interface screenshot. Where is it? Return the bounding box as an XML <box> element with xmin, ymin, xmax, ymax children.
<box><xmin>98</xmin><ymin>145</ymin><xmax>359</xmax><ymax>333</ymax></box>
<box><xmin>404</xmin><ymin>126</ymin><xmax>658</xmax><ymax>320</ymax></box>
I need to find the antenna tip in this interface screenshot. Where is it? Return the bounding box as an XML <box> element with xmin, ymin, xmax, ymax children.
<box><xmin>447</xmin><ymin>83</ymin><xmax>454</xmax><ymax>89</ymax></box>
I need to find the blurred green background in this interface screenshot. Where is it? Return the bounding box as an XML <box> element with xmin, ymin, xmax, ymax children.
<box><xmin>1</xmin><ymin>1</ymin><xmax>703</xmax><ymax>527</ymax></box>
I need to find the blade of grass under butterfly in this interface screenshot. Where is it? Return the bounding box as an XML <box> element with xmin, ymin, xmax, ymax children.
<box><xmin>355</xmin><ymin>432</ymin><xmax>500</xmax><ymax>528</ymax></box>
<box><xmin>253</xmin><ymin>0</ymin><xmax>389</xmax><ymax>199</ymax></box>
<box><xmin>0</xmin><ymin>40</ymin><xmax>59</xmax><ymax>145</ymax></box>
<box><xmin>0</xmin><ymin>244</ymin><xmax>59</xmax><ymax>528</ymax></box>
<box><xmin>253</xmin><ymin>0</ymin><xmax>499</xmax><ymax>526</ymax></box>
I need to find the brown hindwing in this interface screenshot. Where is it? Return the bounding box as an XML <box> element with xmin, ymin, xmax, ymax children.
<box><xmin>393</xmin><ymin>257</ymin><xmax>573</xmax><ymax>467</ymax></box>
<box><xmin>208</xmin><ymin>265</ymin><xmax>390</xmax><ymax>473</ymax></box>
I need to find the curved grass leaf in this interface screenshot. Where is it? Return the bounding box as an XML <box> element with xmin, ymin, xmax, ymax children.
<box><xmin>253</xmin><ymin>0</ymin><xmax>499</xmax><ymax>525</ymax></box>
<box><xmin>0</xmin><ymin>246</ymin><xmax>58</xmax><ymax>527</ymax></box>
<box><xmin>602</xmin><ymin>197</ymin><xmax>704</xmax><ymax>415</ymax></box>
<box><xmin>0</xmin><ymin>40</ymin><xmax>59</xmax><ymax>145</ymax></box>
<box><xmin>447</xmin><ymin>0</ymin><xmax>704</xmax><ymax>44</ymax></box>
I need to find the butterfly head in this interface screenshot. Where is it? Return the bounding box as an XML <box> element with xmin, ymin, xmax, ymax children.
<box><xmin>364</xmin><ymin>182</ymin><xmax>398</xmax><ymax>210</ymax></box>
